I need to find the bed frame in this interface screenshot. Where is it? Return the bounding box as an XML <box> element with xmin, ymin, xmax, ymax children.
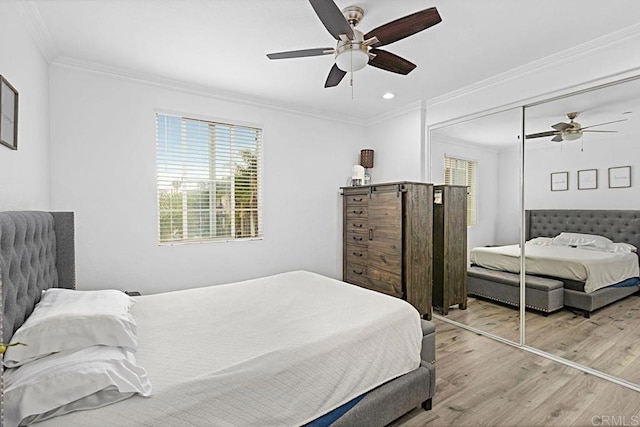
<box><xmin>0</xmin><ymin>211</ymin><xmax>435</xmax><ymax>426</ymax></box>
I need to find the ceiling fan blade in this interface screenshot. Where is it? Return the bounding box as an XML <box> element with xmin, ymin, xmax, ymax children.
<box><xmin>267</xmin><ymin>48</ymin><xmax>335</xmax><ymax>60</ymax></box>
<box><xmin>309</xmin><ymin>0</ymin><xmax>354</xmax><ymax>40</ymax></box>
<box><xmin>551</xmin><ymin>135</ymin><xmax>564</xmax><ymax>142</ymax></box>
<box><xmin>364</xmin><ymin>7</ymin><xmax>441</xmax><ymax>48</ymax></box>
<box><xmin>551</xmin><ymin>122</ymin><xmax>571</xmax><ymax>131</ymax></box>
<box><xmin>579</xmin><ymin>118</ymin><xmax>627</xmax><ymax>131</ymax></box>
<box><xmin>325</xmin><ymin>64</ymin><xmax>347</xmax><ymax>88</ymax></box>
<box><xmin>525</xmin><ymin>131</ymin><xmax>559</xmax><ymax>139</ymax></box>
<box><xmin>368</xmin><ymin>49</ymin><xmax>416</xmax><ymax>75</ymax></box>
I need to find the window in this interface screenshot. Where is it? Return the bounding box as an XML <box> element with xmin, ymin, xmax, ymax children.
<box><xmin>444</xmin><ymin>156</ymin><xmax>477</xmax><ymax>226</ymax></box>
<box><xmin>156</xmin><ymin>113</ymin><xmax>262</xmax><ymax>244</ymax></box>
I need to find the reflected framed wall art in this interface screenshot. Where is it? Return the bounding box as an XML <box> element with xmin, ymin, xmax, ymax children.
<box><xmin>0</xmin><ymin>75</ymin><xmax>18</xmax><ymax>150</ymax></box>
<box><xmin>550</xmin><ymin>171</ymin><xmax>569</xmax><ymax>191</ymax></box>
<box><xmin>577</xmin><ymin>169</ymin><xmax>597</xmax><ymax>190</ymax></box>
<box><xmin>608</xmin><ymin>166</ymin><xmax>631</xmax><ymax>188</ymax></box>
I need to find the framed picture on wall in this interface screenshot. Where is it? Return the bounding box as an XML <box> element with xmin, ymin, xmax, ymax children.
<box><xmin>550</xmin><ymin>171</ymin><xmax>569</xmax><ymax>191</ymax></box>
<box><xmin>0</xmin><ymin>75</ymin><xmax>18</xmax><ymax>150</ymax></box>
<box><xmin>577</xmin><ymin>169</ymin><xmax>597</xmax><ymax>190</ymax></box>
<box><xmin>608</xmin><ymin>166</ymin><xmax>631</xmax><ymax>188</ymax></box>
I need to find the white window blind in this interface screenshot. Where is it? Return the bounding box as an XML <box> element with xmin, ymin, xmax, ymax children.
<box><xmin>156</xmin><ymin>113</ymin><xmax>262</xmax><ymax>244</ymax></box>
<box><xmin>444</xmin><ymin>156</ymin><xmax>478</xmax><ymax>226</ymax></box>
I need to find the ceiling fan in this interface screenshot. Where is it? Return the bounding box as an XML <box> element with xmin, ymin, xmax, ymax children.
<box><xmin>526</xmin><ymin>112</ymin><xmax>627</xmax><ymax>142</ymax></box>
<box><xmin>266</xmin><ymin>0</ymin><xmax>442</xmax><ymax>88</ymax></box>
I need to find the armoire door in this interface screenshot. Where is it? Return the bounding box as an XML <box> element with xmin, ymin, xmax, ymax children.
<box><xmin>367</xmin><ymin>189</ymin><xmax>403</xmax><ymax>297</ymax></box>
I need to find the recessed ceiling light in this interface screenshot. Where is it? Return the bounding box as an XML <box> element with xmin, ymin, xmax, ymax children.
<box><xmin>382</xmin><ymin>92</ymin><xmax>396</xmax><ymax>100</ymax></box>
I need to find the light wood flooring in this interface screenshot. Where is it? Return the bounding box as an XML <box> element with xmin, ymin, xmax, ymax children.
<box><xmin>437</xmin><ymin>294</ymin><xmax>640</xmax><ymax>385</ymax></box>
<box><xmin>390</xmin><ymin>318</ymin><xmax>640</xmax><ymax>427</ymax></box>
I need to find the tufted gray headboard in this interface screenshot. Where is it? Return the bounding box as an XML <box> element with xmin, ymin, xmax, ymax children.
<box><xmin>0</xmin><ymin>211</ymin><xmax>75</xmax><ymax>343</ymax></box>
<box><xmin>526</xmin><ymin>210</ymin><xmax>640</xmax><ymax>252</ymax></box>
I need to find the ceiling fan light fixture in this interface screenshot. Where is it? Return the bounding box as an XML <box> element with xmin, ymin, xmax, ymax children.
<box><xmin>563</xmin><ymin>132</ymin><xmax>582</xmax><ymax>141</ymax></box>
<box><xmin>335</xmin><ymin>42</ymin><xmax>369</xmax><ymax>72</ymax></box>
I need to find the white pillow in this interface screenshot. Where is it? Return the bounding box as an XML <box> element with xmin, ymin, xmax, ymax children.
<box><xmin>527</xmin><ymin>237</ymin><xmax>553</xmax><ymax>246</ymax></box>
<box><xmin>551</xmin><ymin>232</ymin><xmax>613</xmax><ymax>251</ymax></box>
<box><xmin>3</xmin><ymin>346</ymin><xmax>152</xmax><ymax>427</ymax></box>
<box><xmin>4</xmin><ymin>288</ymin><xmax>137</xmax><ymax>367</ymax></box>
<box><xmin>611</xmin><ymin>242</ymin><xmax>638</xmax><ymax>254</ymax></box>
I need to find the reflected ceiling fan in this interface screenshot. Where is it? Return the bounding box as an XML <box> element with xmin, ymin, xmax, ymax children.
<box><xmin>266</xmin><ymin>0</ymin><xmax>442</xmax><ymax>88</ymax></box>
<box><xmin>526</xmin><ymin>112</ymin><xmax>627</xmax><ymax>142</ymax></box>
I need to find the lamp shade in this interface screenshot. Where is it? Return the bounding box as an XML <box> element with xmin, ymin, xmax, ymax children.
<box><xmin>360</xmin><ymin>149</ymin><xmax>374</xmax><ymax>168</ymax></box>
<box><xmin>563</xmin><ymin>132</ymin><xmax>582</xmax><ymax>141</ymax></box>
<box><xmin>335</xmin><ymin>44</ymin><xmax>369</xmax><ymax>72</ymax></box>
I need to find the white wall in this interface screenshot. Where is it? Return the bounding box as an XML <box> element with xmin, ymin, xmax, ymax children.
<box><xmin>430</xmin><ymin>136</ymin><xmax>499</xmax><ymax>252</ymax></box>
<box><xmin>525</xmin><ymin>137</ymin><xmax>640</xmax><ymax>210</ymax></box>
<box><xmin>49</xmin><ymin>66</ymin><xmax>363</xmax><ymax>293</ymax></box>
<box><xmin>496</xmin><ymin>147</ymin><xmax>521</xmax><ymax>244</ymax></box>
<box><xmin>363</xmin><ymin>108</ymin><xmax>423</xmax><ymax>184</ymax></box>
<box><xmin>0</xmin><ymin>3</ymin><xmax>50</xmax><ymax>210</ymax></box>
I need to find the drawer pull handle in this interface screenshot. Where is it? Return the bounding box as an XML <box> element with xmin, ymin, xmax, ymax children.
<box><xmin>353</xmin><ymin>223</ymin><xmax>363</xmax><ymax>228</ymax></box>
<box><xmin>352</xmin><ymin>236</ymin><xmax>363</xmax><ymax>241</ymax></box>
<box><xmin>353</xmin><ymin>270</ymin><xmax>364</xmax><ymax>275</ymax></box>
<box><xmin>352</xmin><ymin>210</ymin><xmax>363</xmax><ymax>214</ymax></box>
<box><xmin>352</xmin><ymin>197</ymin><xmax>363</xmax><ymax>202</ymax></box>
<box><xmin>352</xmin><ymin>252</ymin><xmax>363</xmax><ymax>257</ymax></box>
<box><xmin>368</xmin><ymin>229</ymin><xmax>373</xmax><ymax>240</ymax></box>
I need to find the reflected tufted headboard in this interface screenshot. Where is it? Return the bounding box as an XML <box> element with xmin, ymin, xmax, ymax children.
<box><xmin>0</xmin><ymin>211</ymin><xmax>75</xmax><ymax>343</ymax></box>
<box><xmin>526</xmin><ymin>210</ymin><xmax>640</xmax><ymax>252</ymax></box>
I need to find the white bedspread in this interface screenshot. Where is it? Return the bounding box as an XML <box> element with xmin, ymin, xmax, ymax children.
<box><xmin>38</xmin><ymin>271</ymin><xmax>422</xmax><ymax>426</ymax></box>
<box><xmin>470</xmin><ymin>245</ymin><xmax>639</xmax><ymax>293</ymax></box>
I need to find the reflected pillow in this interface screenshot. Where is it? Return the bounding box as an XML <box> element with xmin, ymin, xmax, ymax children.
<box><xmin>611</xmin><ymin>242</ymin><xmax>638</xmax><ymax>254</ymax></box>
<box><xmin>3</xmin><ymin>346</ymin><xmax>152</xmax><ymax>427</ymax></box>
<box><xmin>527</xmin><ymin>237</ymin><xmax>553</xmax><ymax>246</ymax></box>
<box><xmin>551</xmin><ymin>232</ymin><xmax>613</xmax><ymax>251</ymax></box>
<box><xmin>4</xmin><ymin>288</ymin><xmax>137</xmax><ymax>367</ymax></box>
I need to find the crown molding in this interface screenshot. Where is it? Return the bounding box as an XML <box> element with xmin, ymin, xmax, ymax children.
<box><xmin>365</xmin><ymin>100</ymin><xmax>424</xmax><ymax>126</ymax></box>
<box><xmin>50</xmin><ymin>56</ymin><xmax>368</xmax><ymax>127</ymax></box>
<box><xmin>426</xmin><ymin>23</ymin><xmax>640</xmax><ymax>109</ymax></box>
<box><xmin>432</xmin><ymin>133</ymin><xmax>502</xmax><ymax>155</ymax></box>
<box><xmin>12</xmin><ymin>0</ymin><xmax>58</xmax><ymax>63</ymax></box>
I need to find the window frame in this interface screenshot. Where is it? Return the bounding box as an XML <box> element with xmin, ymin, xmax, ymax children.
<box><xmin>155</xmin><ymin>110</ymin><xmax>264</xmax><ymax>245</ymax></box>
<box><xmin>444</xmin><ymin>155</ymin><xmax>478</xmax><ymax>227</ymax></box>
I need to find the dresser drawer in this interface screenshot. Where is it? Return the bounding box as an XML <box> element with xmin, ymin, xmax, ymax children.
<box><xmin>346</xmin><ymin>244</ymin><xmax>367</xmax><ymax>263</ymax></box>
<box><xmin>346</xmin><ymin>219</ymin><xmax>368</xmax><ymax>232</ymax></box>
<box><xmin>346</xmin><ymin>205</ymin><xmax>368</xmax><ymax>220</ymax></box>
<box><xmin>344</xmin><ymin>194</ymin><xmax>368</xmax><ymax>206</ymax></box>
<box><xmin>346</xmin><ymin>230</ymin><xmax>367</xmax><ymax>245</ymax></box>
<box><xmin>345</xmin><ymin>262</ymin><xmax>367</xmax><ymax>285</ymax></box>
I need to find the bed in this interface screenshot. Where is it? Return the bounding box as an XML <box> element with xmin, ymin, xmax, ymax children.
<box><xmin>0</xmin><ymin>211</ymin><xmax>436</xmax><ymax>427</ymax></box>
<box><xmin>468</xmin><ymin>209</ymin><xmax>640</xmax><ymax>316</ymax></box>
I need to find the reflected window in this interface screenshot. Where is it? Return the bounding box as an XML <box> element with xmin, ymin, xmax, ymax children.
<box><xmin>444</xmin><ymin>156</ymin><xmax>478</xmax><ymax>226</ymax></box>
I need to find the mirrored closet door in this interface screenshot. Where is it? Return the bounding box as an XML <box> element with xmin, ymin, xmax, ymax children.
<box><xmin>429</xmin><ymin>107</ymin><xmax>522</xmax><ymax>343</ymax></box>
<box><xmin>523</xmin><ymin>75</ymin><xmax>640</xmax><ymax>386</ymax></box>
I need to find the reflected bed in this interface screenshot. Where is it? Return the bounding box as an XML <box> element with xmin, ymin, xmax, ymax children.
<box><xmin>468</xmin><ymin>210</ymin><xmax>640</xmax><ymax>316</ymax></box>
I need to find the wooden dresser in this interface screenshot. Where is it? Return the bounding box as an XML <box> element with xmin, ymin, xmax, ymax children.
<box><xmin>341</xmin><ymin>182</ymin><xmax>433</xmax><ymax>319</ymax></box>
<box><xmin>432</xmin><ymin>185</ymin><xmax>468</xmax><ymax>315</ymax></box>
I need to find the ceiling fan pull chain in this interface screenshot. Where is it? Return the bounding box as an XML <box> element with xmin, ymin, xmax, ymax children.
<box><xmin>351</xmin><ymin>72</ymin><xmax>354</xmax><ymax>99</ymax></box>
<box><xmin>350</xmin><ymin>48</ymin><xmax>354</xmax><ymax>99</ymax></box>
